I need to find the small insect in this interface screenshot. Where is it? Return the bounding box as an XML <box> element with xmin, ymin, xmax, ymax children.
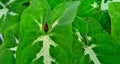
<box><xmin>44</xmin><ymin>23</ymin><xmax>48</xmax><ymax>33</ymax></box>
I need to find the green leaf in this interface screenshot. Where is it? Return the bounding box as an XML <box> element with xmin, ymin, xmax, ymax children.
<box><xmin>0</xmin><ymin>49</ymin><xmax>15</xmax><ymax>64</ymax></box>
<box><xmin>108</xmin><ymin>2</ymin><xmax>120</xmax><ymax>43</ymax></box>
<box><xmin>101</xmin><ymin>0</ymin><xmax>120</xmax><ymax>10</ymax></box>
<box><xmin>0</xmin><ymin>22</ymin><xmax>20</xmax><ymax>64</ymax></box>
<box><xmin>77</xmin><ymin>0</ymin><xmax>111</xmax><ymax>32</ymax></box>
<box><xmin>47</xmin><ymin>0</ymin><xmax>72</xmax><ymax>10</ymax></box>
<box><xmin>0</xmin><ymin>0</ymin><xmax>27</xmax><ymax>33</ymax></box>
<box><xmin>72</xmin><ymin>17</ymin><xmax>120</xmax><ymax>64</ymax></box>
<box><xmin>47</xmin><ymin>0</ymin><xmax>65</xmax><ymax>10</ymax></box>
<box><xmin>0</xmin><ymin>23</ymin><xmax>20</xmax><ymax>49</ymax></box>
<box><xmin>93</xmin><ymin>10</ymin><xmax>111</xmax><ymax>33</ymax></box>
<box><xmin>15</xmin><ymin>0</ymin><xmax>30</xmax><ymax>4</ymax></box>
<box><xmin>77</xmin><ymin>0</ymin><xmax>100</xmax><ymax>17</ymax></box>
<box><xmin>16</xmin><ymin>0</ymin><xmax>80</xmax><ymax>64</ymax></box>
<box><xmin>72</xmin><ymin>16</ymin><xmax>88</xmax><ymax>40</ymax></box>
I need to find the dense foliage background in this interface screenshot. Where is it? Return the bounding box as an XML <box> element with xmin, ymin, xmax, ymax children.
<box><xmin>0</xmin><ymin>0</ymin><xmax>120</xmax><ymax>64</ymax></box>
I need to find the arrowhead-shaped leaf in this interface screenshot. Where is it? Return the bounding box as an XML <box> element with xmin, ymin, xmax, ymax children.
<box><xmin>72</xmin><ymin>17</ymin><xmax>120</xmax><ymax>64</ymax></box>
<box><xmin>16</xmin><ymin>0</ymin><xmax>80</xmax><ymax>64</ymax></box>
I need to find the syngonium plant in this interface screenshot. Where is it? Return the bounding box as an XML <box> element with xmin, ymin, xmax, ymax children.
<box><xmin>16</xmin><ymin>0</ymin><xmax>80</xmax><ymax>64</ymax></box>
<box><xmin>1</xmin><ymin>0</ymin><xmax>120</xmax><ymax>64</ymax></box>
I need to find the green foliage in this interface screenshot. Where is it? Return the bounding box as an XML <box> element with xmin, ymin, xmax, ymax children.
<box><xmin>108</xmin><ymin>2</ymin><xmax>120</xmax><ymax>42</ymax></box>
<box><xmin>16</xmin><ymin>0</ymin><xmax>79</xmax><ymax>64</ymax></box>
<box><xmin>0</xmin><ymin>0</ymin><xmax>120</xmax><ymax>64</ymax></box>
<box><xmin>72</xmin><ymin>17</ymin><xmax>120</xmax><ymax>64</ymax></box>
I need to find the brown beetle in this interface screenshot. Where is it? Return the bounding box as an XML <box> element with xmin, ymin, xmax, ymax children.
<box><xmin>44</xmin><ymin>23</ymin><xmax>48</xmax><ymax>33</ymax></box>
